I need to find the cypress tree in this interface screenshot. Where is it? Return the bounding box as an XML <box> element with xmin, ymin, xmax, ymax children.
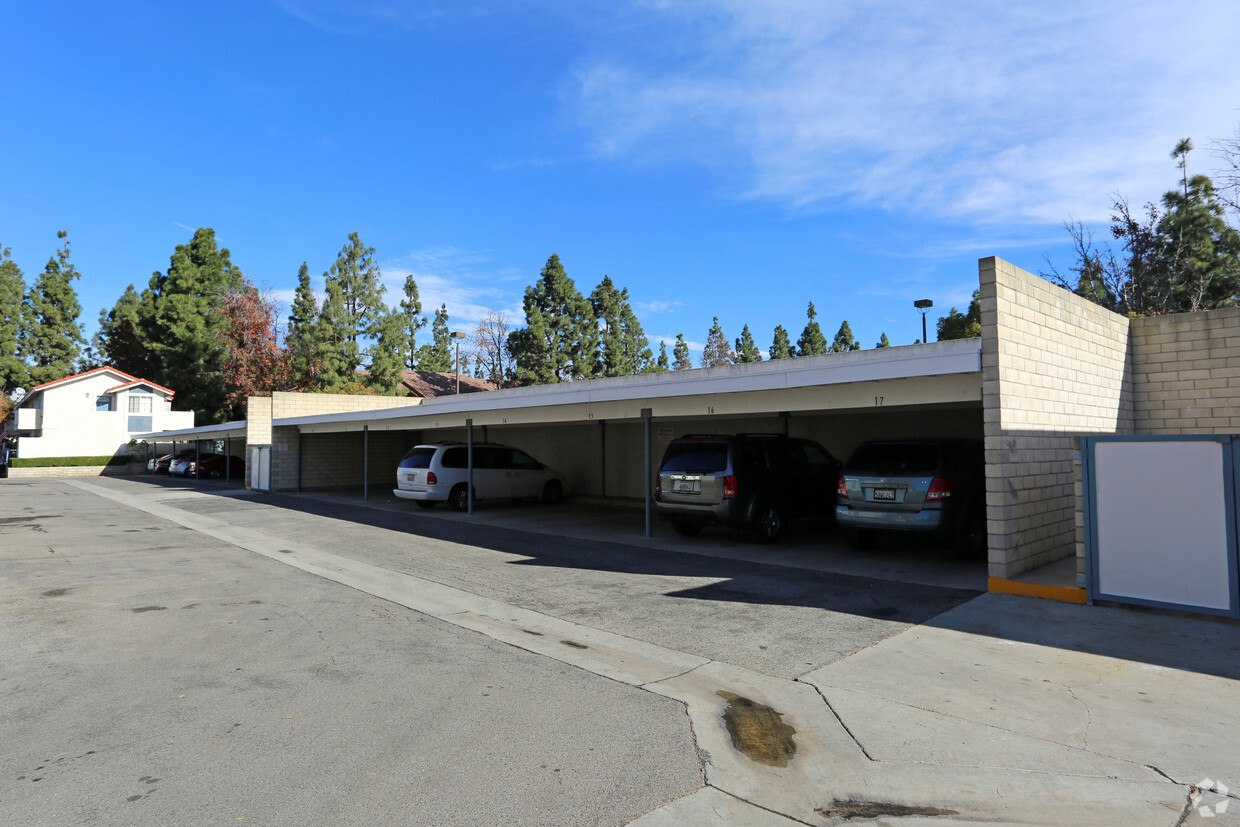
<box><xmin>770</xmin><ymin>325</ymin><xmax>794</xmax><ymax>359</ymax></box>
<box><xmin>286</xmin><ymin>262</ymin><xmax>321</xmax><ymax>388</ymax></box>
<box><xmin>701</xmin><ymin>317</ymin><xmax>735</xmax><ymax>367</ymax></box>
<box><xmin>21</xmin><ymin>231</ymin><xmax>86</xmax><ymax>386</ymax></box>
<box><xmin>591</xmin><ymin>275</ymin><xmax>652</xmax><ymax>376</ymax></box>
<box><xmin>317</xmin><ymin>232</ymin><xmax>388</xmax><ymax>384</ymax></box>
<box><xmin>653</xmin><ymin>341</ymin><xmax>670</xmax><ymax>372</ymax></box>
<box><xmin>416</xmin><ymin>304</ymin><xmax>454</xmax><ymax>372</ymax></box>
<box><xmin>830</xmin><ymin>320</ymin><xmax>860</xmax><ymax>353</ymax></box>
<box><xmin>93</xmin><ymin>284</ymin><xmax>148</xmax><ymax>377</ymax></box>
<box><xmin>672</xmin><ymin>334</ymin><xmax>692</xmax><ymax>370</ymax></box>
<box><xmin>796</xmin><ymin>301</ymin><xmax>828</xmax><ymax>356</ymax></box>
<box><xmin>367</xmin><ymin>310</ymin><xmax>406</xmax><ymax>394</ymax></box>
<box><xmin>0</xmin><ymin>245</ymin><xmax>29</xmax><ymax>392</ymax></box>
<box><xmin>398</xmin><ymin>274</ymin><xmax>427</xmax><ymax>369</ymax></box>
<box><xmin>735</xmin><ymin>324</ymin><xmax>763</xmax><ymax>363</ymax></box>
<box><xmin>511</xmin><ymin>254</ymin><xmax>595</xmax><ymax>383</ymax></box>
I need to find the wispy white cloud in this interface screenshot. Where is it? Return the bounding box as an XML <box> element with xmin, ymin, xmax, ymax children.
<box><xmin>573</xmin><ymin>1</ymin><xmax>1240</xmax><ymax>226</ymax></box>
<box><xmin>378</xmin><ymin>246</ymin><xmax>524</xmax><ymax>332</ymax></box>
<box><xmin>636</xmin><ymin>299</ymin><xmax>683</xmax><ymax>314</ymax></box>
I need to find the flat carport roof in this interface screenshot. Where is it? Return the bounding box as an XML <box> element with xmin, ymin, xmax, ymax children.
<box><xmin>133</xmin><ymin>421</ymin><xmax>248</xmax><ymax>442</ymax></box>
<box><xmin>279</xmin><ymin>340</ymin><xmax>982</xmax><ymax>435</ymax></box>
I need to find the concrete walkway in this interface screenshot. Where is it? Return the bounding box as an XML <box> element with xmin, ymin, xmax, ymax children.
<box><xmin>54</xmin><ymin>480</ymin><xmax>1240</xmax><ymax>823</ymax></box>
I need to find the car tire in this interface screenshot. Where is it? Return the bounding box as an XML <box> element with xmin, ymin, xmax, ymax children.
<box><xmin>848</xmin><ymin>528</ymin><xmax>879</xmax><ymax>550</ymax></box>
<box><xmin>541</xmin><ymin>479</ymin><xmax>564</xmax><ymax>504</ymax></box>
<box><xmin>449</xmin><ymin>484</ymin><xmax>470</xmax><ymax>512</ymax></box>
<box><xmin>208</xmin><ymin>469</ymin><xmax>222</xmax><ymax>480</ymax></box>
<box><xmin>672</xmin><ymin>520</ymin><xmax>702</xmax><ymax>537</ymax></box>
<box><xmin>750</xmin><ymin>502</ymin><xmax>783</xmax><ymax>544</ymax></box>
<box><xmin>953</xmin><ymin>509</ymin><xmax>987</xmax><ymax>559</ymax></box>
<box><xmin>414</xmin><ymin>500</ymin><xmax>437</xmax><ymax>510</ymax></box>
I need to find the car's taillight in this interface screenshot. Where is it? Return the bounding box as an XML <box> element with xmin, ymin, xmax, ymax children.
<box><xmin>837</xmin><ymin>475</ymin><xmax>848</xmax><ymax>499</ymax></box>
<box><xmin>426</xmin><ymin>471</ymin><xmax>437</xmax><ymax>485</ymax></box>
<box><xmin>655</xmin><ymin>476</ymin><xmax>661</xmax><ymax>496</ymax></box>
<box><xmin>723</xmin><ymin>474</ymin><xmax>738</xmax><ymax>498</ymax></box>
<box><xmin>926</xmin><ymin>477</ymin><xmax>951</xmax><ymax>501</ymax></box>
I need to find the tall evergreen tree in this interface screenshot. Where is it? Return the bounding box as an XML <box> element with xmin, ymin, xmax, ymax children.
<box><xmin>876</xmin><ymin>332</ymin><xmax>891</xmax><ymax>348</ymax></box>
<box><xmin>316</xmin><ymin>232</ymin><xmax>388</xmax><ymax>384</ymax></box>
<box><xmin>93</xmin><ymin>284</ymin><xmax>148</xmax><ymax>377</ymax></box>
<box><xmin>416</xmin><ymin>304</ymin><xmax>454</xmax><ymax>372</ymax></box>
<box><xmin>140</xmin><ymin>228</ymin><xmax>245</xmax><ymax>422</ymax></box>
<box><xmin>770</xmin><ymin>325</ymin><xmax>794</xmax><ymax>359</ymax></box>
<box><xmin>672</xmin><ymin>334</ymin><xmax>692</xmax><ymax>370</ymax></box>
<box><xmin>509</xmin><ymin>254</ymin><xmax>596</xmax><ymax>384</ymax></box>
<box><xmin>0</xmin><ymin>245</ymin><xmax>29</xmax><ymax>392</ymax></box>
<box><xmin>590</xmin><ymin>275</ymin><xmax>651</xmax><ymax>376</ymax></box>
<box><xmin>796</xmin><ymin>301</ymin><xmax>828</xmax><ymax>356</ymax></box>
<box><xmin>398</xmin><ymin>273</ymin><xmax>427</xmax><ymax>369</ymax></box>
<box><xmin>830</xmin><ymin>320</ymin><xmax>860</xmax><ymax>353</ymax></box>
<box><xmin>701</xmin><ymin>317</ymin><xmax>735</xmax><ymax>367</ymax></box>
<box><xmin>20</xmin><ymin>231</ymin><xmax>86</xmax><ymax>386</ymax></box>
<box><xmin>367</xmin><ymin>310</ymin><xmax>406</xmax><ymax>394</ymax></box>
<box><xmin>734</xmin><ymin>324</ymin><xmax>763</xmax><ymax>363</ymax></box>
<box><xmin>653</xmin><ymin>341</ymin><xmax>670</xmax><ymax>372</ymax></box>
<box><xmin>285</xmin><ymin>262</ymin><xmax>321</xmax><ymax>388</ymax></box>
<box><xmin>314</xmin><ymin>276</ymin><xmax>350</xmax><ymax>389</ymax></box>
<box><xmin>936</xmin><ymin>290</ymin><xmax>982</xmax><ymax>340</ymax></box>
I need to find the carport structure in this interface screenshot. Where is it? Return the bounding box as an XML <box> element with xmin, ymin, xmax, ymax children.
<box><xmin>132</xmin><ymin>420</ymin><xmax>248</xmax><ymax>482</ymax></box>
<box><xmin>257</xmin><ymin>339</ymin><xmax>984</xmax><ymax>540</ymax></box>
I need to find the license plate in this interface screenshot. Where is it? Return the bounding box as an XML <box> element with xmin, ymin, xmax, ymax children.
<box><xmin>675</xmin><ymin>480</ymin><xmax>697</xmax><ymax>493</ymax></box>
<box><xmin>407</xmin><ymin>473</ymin><xmax>417</xmax><ymax>483</ymax></box>
<box><xmin>873</xmin><ymin>488</ymin><xmax>896</xmax><ymax>501</ymax></box>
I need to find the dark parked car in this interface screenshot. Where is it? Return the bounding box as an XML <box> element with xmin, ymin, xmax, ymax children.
<box><xmin>836</xmin><ymin>438</ymin><xmax>986</xmax><ymax>555</ymax></box>
<box><xmin>194</xmin><ymin>454</ymin><xmax>246</xmax><ymax>480</ymax></box>
<box><xmin>654</xmin><ymin>434</ymin><xmax>839</xmax><ymax>543</ymax></box>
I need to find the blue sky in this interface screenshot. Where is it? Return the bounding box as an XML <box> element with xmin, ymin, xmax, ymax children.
<box><xmin>3</xmin><ymin>1</ymin><xmax>1239</xmax><ymax>361</ymax></box>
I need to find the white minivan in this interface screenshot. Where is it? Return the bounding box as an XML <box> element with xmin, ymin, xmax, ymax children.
<box><xmin>393</xmin><ymin>442</ymin><xmax>567</xmax><ymax>511</ymax></box>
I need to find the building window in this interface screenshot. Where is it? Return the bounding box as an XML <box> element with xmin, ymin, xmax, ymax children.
<box><xmin>127</xmin><ymin>392</ymin><xmax>153</xmax><ymax>433</ymax></box>
<box><xmin>96</xmin><ymin>395</ymin><xmax>114</xmax><ymax>412</ymax></box>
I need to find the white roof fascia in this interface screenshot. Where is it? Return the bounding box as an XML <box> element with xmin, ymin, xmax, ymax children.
<box><xmin>133</xmin><ymin>422</ymin><xmax>248</xmax><ymax>441</ymax></box>
<box><xmin>276</xmin><ymin>340</ymin><xmax>981</xmax><ymax>430</ymax></box>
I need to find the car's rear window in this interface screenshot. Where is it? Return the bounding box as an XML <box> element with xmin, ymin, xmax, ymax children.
<box><xmin>661</xmin><ymin>443</ymin><xmax>728</xmax><ymax>473</ymax></box>
<box><xmin>846</xmin><ymin>443</ymin><xmax>939</xmax><ymax>475</ymax></box>
<box><xmin>398</xmin><ymin>447</ymin><xmax>436</xmax><ymax>469</ymax></box>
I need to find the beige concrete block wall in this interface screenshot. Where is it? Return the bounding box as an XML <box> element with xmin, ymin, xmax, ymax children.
<box><xmin>1130</xmin><ymin>307</ymin><xmax>1240</xmax><ymax>433</ymax></box>
<box><xmin>980</xmin><ymin>257</ymin><xmax>1133</xmax><ymax>580</ymax></box>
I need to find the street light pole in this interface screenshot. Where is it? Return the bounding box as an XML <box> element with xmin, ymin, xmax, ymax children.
<box><xmin>914</xmin><ymin>299</ymin><xmax>933</xmax><ymax>344</ymax></box>
<box><xmin>451</xmin><ymin>331</ymin><xmax>467</xmax><ymax>393</ymax></box>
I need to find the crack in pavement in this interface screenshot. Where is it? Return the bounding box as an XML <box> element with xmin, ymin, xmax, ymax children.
<box><xmin>67</xmin><ymin>479</ymin><xmax>1198</xmax><ymax>826</ymax></box>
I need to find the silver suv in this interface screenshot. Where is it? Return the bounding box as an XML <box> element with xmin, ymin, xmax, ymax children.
<box><xmin>393</xmin><ymin>442</ymin><xmax>567</xmax><ymax>511</ymax></box>
<box><xmin>836</xmin><ymin>439</ymin><xmax>986</xmax><ymax>554</ymax></box>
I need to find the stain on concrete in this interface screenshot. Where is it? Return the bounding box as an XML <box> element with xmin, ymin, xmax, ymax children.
<box><xmin>42</xmin><ymin>588</ymin><xmax>71</xmax><ymax>598</ymax></box>
<box><xmin>131</xmin><ymin>606</ymin><xmax>167</xmax><ymax>613</ymax></box>
<box><xmin>716</xmin><ymin>690</ymin><xmax>797</xmax><ymax>767</ymax></box>
<box><xmin>0</xmin><ymin>515</ymin><xmax>60</xmax><ymax>524</ymax></box>
<box><xmin>816</xmin><ymin>800</ymin><xmax>959</xmax><ymax>819</ymax></box>
<box><xmin>561</xmin><ymin>640</ymin><xmax>588</xmax><ymax>649</ymax></box>
<box><xmin>522</xmin><ymin>629</ymin><xmax>544</xmax><ymax>636</ymax></box>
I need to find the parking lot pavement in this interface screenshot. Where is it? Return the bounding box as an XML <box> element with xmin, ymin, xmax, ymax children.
<box><xmin>8</xmin><ymin>476</ymin><xmax>1240</xmax><ymax>825</ymax></box>
<box><xmin>0</xmin><ymin>479</ymin><xmax>701</xmax><ymax>826</ymax></box>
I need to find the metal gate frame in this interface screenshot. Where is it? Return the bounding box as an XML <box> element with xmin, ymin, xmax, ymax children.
<box><xmin>1081</xmin><ymin>434</ymin><xmax>1240</xmax><ymax>618</ymax></box>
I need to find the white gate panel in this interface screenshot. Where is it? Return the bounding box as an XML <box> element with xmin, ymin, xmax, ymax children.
<box><xmin>1086</xmin><ymin>436</ymin><xmax>1238</xmax><ymax>616</ymax></box>
<box><xmin>249</xmin><ymin>446</ymin><xmax>271</xmax><ymax>492</ymax></box>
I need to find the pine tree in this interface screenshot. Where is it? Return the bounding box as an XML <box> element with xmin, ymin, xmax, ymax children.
<box><xmin>654</xmin><ymin>341</ymin><xmax>670</xmax><ymax>372</ymax></box>
<box><xmin>796</xmin><ymin>301</ymin><xmax>828</xmax><ymax>356</ymax></box>
<box><xmin>770</xmin><ymin>325</ymin><xmax>794</xmax><ymax>359</ymax></box>
<box><xmin>285</xmin><ymin>263</ymin><xmax>321</xmax><ymax>388</ymax></box>
<box><xmin>672</xmin><ymin>334</ymin><xmax>692</xmax><ymax>370</ymax></box>
<box><xmin>510</xmin><ymin>254</ymin><xmax>596</xmax><ymax>384</ymax></box>
<box><xmin>590</xmin><ymin>275</ymin><xmax>652</xmax><ymax>376</ymax></box>
<box><xmin>0</xmin><ymin>245</ymin><xmax>29</xmax><ymax>392</ymax></box>
<box><xmin>314</xmin><ymin>276</ymin><xmax>350</xmax><ymax>389</ymax></box>
<box><xmin>876</xmin><ymin>332</ymin><xmax>891</xmax><ymax>348</ymax></box>
<box><xmin>734</xmin><ymin>324</ymin><xmax>763</xmax><ymax>363</ymax></box>
<box><xmin>93</xmin><ymin>284</ymin><xmax>148</xmax><ymax>377</ymax></box>
<box><xmin>936</xmin><ymin>291</ymin><xmax>982</xmax><ymax>340</ymax></box>
<box><xmin>317</xmin><ymin>232</ymin><xmax>388</xmax><ymax>384</ymax></box>
<box><xmin>20</xmin><ymin>231</ymin><xmax>86</xmax><ymax>386</ymax></box>
<box><xmin>830</xmin><ymin>320</ymin><xmax>860</xmax><ymax>353</ymax></box>
<box><xmin>367</xmin><ymin>310</ymin><xmax>406</xmax><ymax>394</ymax></box>
<box><xmin>416</xmin><ymin>304</ymin><xmax>454</xmax><ymax>372</ymax></box>
<box><xmin>398</xmin><ymin>274</ymin><xmax>427</xmax><ymax>369</ymax></box>
<box><xmin>701</xmin><ymin>317</ymin><xmax>735</xmax><ymax>367</ymax></box>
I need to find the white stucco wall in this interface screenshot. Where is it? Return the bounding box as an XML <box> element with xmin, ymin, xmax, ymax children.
<box><xmin>17</xmin><ymin>374</ymin><xmax>194</xmax><ymax>458</ymax></box>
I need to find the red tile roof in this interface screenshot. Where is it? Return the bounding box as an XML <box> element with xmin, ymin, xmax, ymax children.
<box><xmin>25</xmin><ymin>366</ymin><xmax>175</xmax><ymax>397</ymax></box>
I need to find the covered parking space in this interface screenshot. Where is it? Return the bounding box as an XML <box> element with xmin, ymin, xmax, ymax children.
<box><xmin>132</xmin><ymin>421</ymin><xmax>248</xmax><ymax>483</ymax></box>
<box><xmin>272</xmin><ymin>340</ymin><xmax>983</xmax><ymax>538</ymax></box>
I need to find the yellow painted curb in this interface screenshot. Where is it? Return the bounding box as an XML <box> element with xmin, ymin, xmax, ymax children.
<box><xmin>988</xmin><ymin>577</ymin><xmax>1087</xmax><ymax>604</ymax></box>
